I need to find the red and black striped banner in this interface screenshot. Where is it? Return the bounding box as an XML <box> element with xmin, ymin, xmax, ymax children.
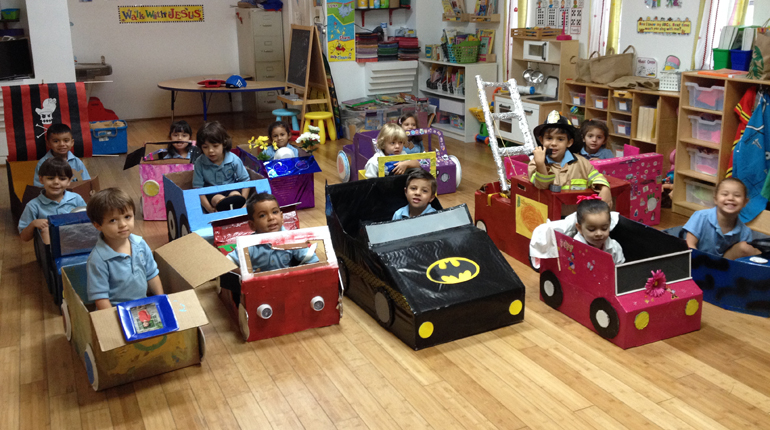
<box><xmin>2</xmin><ymin>82</ymin><xmax>92</xmax><ymax>162</ymax></box>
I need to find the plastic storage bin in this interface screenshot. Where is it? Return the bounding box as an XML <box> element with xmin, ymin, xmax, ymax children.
<box><xmin>1</xmin><ymin>9</ymin><xmax>20</xmax><ymax>20</ymax></box>
<box><xmin>712</xmin><ymin>48</ymin><xmax>731</xmax><ymax>70</ymax></box>
<box><xmin>730</xmin><ymin>50</ymin><xmax>752</xmax><ymax>71</ymax></box>
<box><xmin>685</xmin><ymin>179</ymin><xmax>716</xmax><ymax>208</ymax></box>
<box><xmin>685</xmin><ymin>83</ymin><xmax>725</xmax><ymax>111</ymax></box>
<box><xmin>611</xmin><ymin>119</ymin><xmax>632</xmax><ymax>136</ymax></box>
<box><xmin>687</xmin><ymin>115</ymin><xmax>722</xmax><ymax>143</ymax></box>
<box><xmin>570</xmin><ymin>91</ymin><xmax>586</xmax><ymax>106</ymax></box>
<box><xmin>450</xmin><ymin>114</ymin><xmax>465</xmax><ymax>130</ymax></box>
<box><xmin>569</xmin><ymin>113</ymin><xmax>584</xmax><ymax>127</ymax></box>
<box><xmin>592</xmin><ymin>95</ymin><xmax>609</xmax><ymax>109</ymax></box>
<box><xmin>90</xmin><ymin>120</ymin><xmax>128</xmax><ymax>155</ymax></box>
<box><xmin>614</xmin><ymin>97</ymin><xmax>633</xmax><ymax>113</ymax></box>
<box><xmin>610</xmin><ymin>142</ymin><xmax>625</xmax><ymax>157</ymax></box>
<box><xmin>687</xmin><ymin>147</ymin><xmax>719</xmax><ymax>176</ymax></box>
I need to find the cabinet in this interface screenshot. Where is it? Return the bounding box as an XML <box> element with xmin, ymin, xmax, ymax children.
<box><xmin>509</xmin><ymin>37</ymin><xmax>578</xmax><ymax>102</ymax></box>
<box><xmin>494</xmin><ymin>95</ymin><xmax>560</xmax><ymax>145</ymax></box>
<box><xmin>418</xmin><ymin>59</ymin><xmax>497</xmax><ymax>142</ymax></box>
<box><xmin>236</xmin><ymin>8</ymin><xmax>285</xmax><ymax>119</ymax></box>
<box><xmin>672</xmin><ymin>72</ymin><xmax>770</xmax><ymax>235</ymax></box>
<box><xmin>562</xmin><ymin>81</ymin><xmax>680</xmax><ymax>174</ymax></box>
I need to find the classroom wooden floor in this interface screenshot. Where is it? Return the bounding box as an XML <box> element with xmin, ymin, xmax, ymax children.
<box><xmin>2</xmin><ymin>113</ymin><xmax>770</xmax><ymax>430</ymax></box>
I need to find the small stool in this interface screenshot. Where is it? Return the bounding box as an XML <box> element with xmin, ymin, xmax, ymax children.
<box><xmin>272</xmin><ymin>108</ymin><xmax>300</xmax><ymax>131</ymax></box>
<box><xmin>303</xmin><ymin>111</ymin><xmax>337</xmax><ymax>144</ymax></box>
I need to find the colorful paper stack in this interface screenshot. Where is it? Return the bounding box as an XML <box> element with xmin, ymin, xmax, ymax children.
<box><xmin>396</xmin><ymin>37</ymin><xmax>420</xmax><ymax>61</ymax></box>
<box><xmin>378</xmin><ymin>41</ymin><xmax>399</xmax><ymax>62</ymax></box>
<box><xmin>356</xmin><ymin>33</ymin><xmax>379</xmax><ymax>63</ymax></box>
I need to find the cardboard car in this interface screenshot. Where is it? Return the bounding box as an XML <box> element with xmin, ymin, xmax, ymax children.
<box><xmin>33</xmin><ymin>212</ymin><xmax>100</xmax><ymax>305</ymax></box>
<box><xmin>539</xmin><ymin>217</ymin><xmax>702</xmax><ymax>349</ymax></box>
<box><xmin>591</xmin><ymin>151</ymin><xmax>663</xmax><ymax>226</ymax></box>
<box><xmin>326</xmin><ymin>175</ymin><xmax>526</xmax><ymax>350</ymax></box>
<box><xmin>210</xmin><ymin>204</ymin><xmax>300</xmax><ymax>256</ymax></box>
<box><xmin>217</xmin><ymin>226</ymin><xmax>341</xmax><ymax>342</ymax></box>
<box><xmin>233</xmin><ymin>146</ymin><xmax>322</xmax><ymax>210</ymax></box>
<box><xmin>336</xmin><ymin>128</ymin><xmax>462</xmax><ymax>195</ymax></box>
<box><xmin>7</xmin><ymin>159</ymin><xmax>99</xmax><ymax>224</ymax></box>
<box><xmin>665</xmin><ymin>226</ymin><xmax>770</xmax><ymax>317</ymax></box>
<box><xmin>123</xmin><ymin>141</ymin><xmax>199</xmax><ymax>221</ymax></box>
<box><xmin>475</xmin><ymin>155</ymin><xmax>631</xmax><ymax>267</ymax></box>
<box><xmin>60</xmin><ymin>233</ymin><xmax>236</xmax><ymax>391</ymax></box>
<box><xmin>163</xmin><ymin>170</ymin><xmax>271</xmax><ymax>242</ymax></box>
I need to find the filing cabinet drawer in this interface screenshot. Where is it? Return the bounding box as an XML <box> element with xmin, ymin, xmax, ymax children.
<box><xmin>251</xmin><ymin>11</ymin><xmax>282</xmax><ymax>36</ymax></box>
<box><xmin>253</xmin><ymin>36</ymin><xmax>284</xmax><ymax>62</ymax></box>
<box><xmin>255</xmin><ymin>61</ymin><xmax>284</xmax><ymax>81</ymax></box>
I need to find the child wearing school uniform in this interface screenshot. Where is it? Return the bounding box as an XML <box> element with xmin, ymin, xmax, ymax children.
<box><xmin>579</xmin><ymin>120</ymin><xmax>614</xmax><ymax>160</ymax></box>
<box><xmin>86</xmin><ymin>188</ymin><xmax>164</xmax><ymax>310</ymax></box>
<box><xmin>193</xmin><ymin>121</ymin><xmax>251</xmax><ymax>213</ymax></box>
<box><xmin>392</xmin><ymin>169</ymin><xmax>437</xmax><ymax>219</ymax></box>
<box><xmin>683</xmin><ymin>177</ymin><xmax>760</xmax><ymax>260</ymax></box>
<box><xmin>227</xmin><ymin>193</ymin><xmax>318</xmax><ymax>274</ymax></box>
<box><xmin>364</xmin><ymin>123</ymin><xmax>424</xmax><ymax>178</ymax></box>
<box><xmin>573</xmin><ymin>196</ymin><xmax>625</xmax><ymax>264</ymax></box>
<box><xmin>528</xmin><ymin>110</ymin><xmax>613</xmax><ymax>208</ymax></box>
<box><xmin>33</xmin><ymin>123</ymin><xmax>90</xmax><ymax>187</ymax></box>
<box><xmin>262</xmin><ymin>121</ymin><xmax>300</xmax><ymax>159</ymax></box>
<box><xmin>19</xmin><ymin>158</ymin><xmax>87</xmax><ymax>244</ymax></box>
<box><xmin>161</xmin><ymin>120</ymin><xmax>194</xmax><ymax>159</ymax></box>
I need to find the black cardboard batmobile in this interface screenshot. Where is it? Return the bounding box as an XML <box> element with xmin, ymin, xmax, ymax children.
<box><xmin>325</xmin><ymin>175</ymin><xmax>526</xmax><ymax>350</ymax></box>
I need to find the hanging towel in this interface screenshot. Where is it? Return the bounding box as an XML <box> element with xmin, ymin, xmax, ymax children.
<box><xmin>733</xmin><ymin>92</ymin><xmax>770</xmax><ymax>223</ymax></box>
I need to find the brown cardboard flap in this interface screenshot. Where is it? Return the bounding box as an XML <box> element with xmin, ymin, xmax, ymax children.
<box><xmin>90</xmin><ymin>289</ymin><xmax>208</xmax><ymax>352</ymax></box>
<box><xmin>155</xmin><ymin>233</ymin><xmax>237</xmax><ymax>290</ymax></box>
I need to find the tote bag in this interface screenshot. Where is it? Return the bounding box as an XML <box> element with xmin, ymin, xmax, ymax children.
<box><xmin>590</xmin><ymin>46</ymin><xmax>636</xmax><ymax>84</ymax></box>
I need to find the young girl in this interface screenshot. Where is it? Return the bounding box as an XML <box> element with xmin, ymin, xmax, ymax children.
<box><xmin>193</xmin><ymin>121</ymin><xmax>251</xmax><ymax>213</ymax></box>
<box><xmin>574</xmin><ymin>196</ymin><xmax>625</xmax><ymax>264</ymax></box>
<box><xmin>163</xmin><ymin>120</ymin><xmax>194</xmax><ymax>159</ymax></box>
<box><xmin>683</xmin><ymin>177</ymin><xmax>760</xmax><ymax>260</ymax></box>
<box><xmin>364</xmin><ymin>123</ymin><xmax>421</xmax><ymax>178</ymax></box>
<box><xmin>398</xmin><ymin>113</ymin><xmax>424</xmax><ymax>154</ymax></box>
<box><xmin>263</xmin><ymin>121</ymin><xmax>299</xmax><ymax>159</ymax></box>
<box><xmin>579</xmin><ymin>120</ymin><xmax>614</xmax><ymax>160</ymax></box>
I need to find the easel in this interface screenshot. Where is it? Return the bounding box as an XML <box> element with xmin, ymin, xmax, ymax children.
<box><xmin>278</xmin><ymin>25</ymin><xmax>334</xmax><ymax>131</ymax></box>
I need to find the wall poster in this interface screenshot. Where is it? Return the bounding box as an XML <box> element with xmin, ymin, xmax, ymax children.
<box><xmin>327</xmin><ymin>1</ymin><xmax>355</xmax><ymax>62</ymax></box>
<box><xmin>118</xmin><ymin>5</ymin><xmax>204</xmax><ymax>23</ymax></box>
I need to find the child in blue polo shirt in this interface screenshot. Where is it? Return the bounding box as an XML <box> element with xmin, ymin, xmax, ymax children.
<box><xmin>193</xmin><ymin>121</ymin><xmax>250</xmax><ymax>213</ymax></box>
<box><xmin>33</xmin><ymin>123</ymin><xmax>90</xmax><ymax>187</ymax></box>
<box><xmin>227</xmin><ymin>192</ymin><xmax>318</xmax><ymax>274</ymax></box>
<box><xmin>86</xmin><ymin>188</ymin><xmax>164</xmax><ymax>310</ymax></box>
<box><xmin>393</xmin><ymin>168</ymin><xmax>437</xmax><ymax>220</ymax></box>
<box><xmin>684</xmin><ymin>177</ymin><xmax>760</xmax><ymax>260</ymax></box>
<box><xmin>19</xmin><ymin>157</ymin><xmax>87</xmax><ymax>244</ymax></box>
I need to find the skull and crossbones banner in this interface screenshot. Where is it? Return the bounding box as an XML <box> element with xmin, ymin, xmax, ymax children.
<box><xmin>2</xmin><ymin>82</ymin><xmax>92</xmax><ymax>161</ymax></box>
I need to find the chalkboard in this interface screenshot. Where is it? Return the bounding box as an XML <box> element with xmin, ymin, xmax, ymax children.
<box><xmin>287</xmin><ymin>27</ymin><xmax>312</xmax><ymax>89</ymax></box>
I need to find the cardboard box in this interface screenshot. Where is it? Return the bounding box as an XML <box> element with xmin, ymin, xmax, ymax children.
<box><xmin>7</xmin><ymin>159</ymin><xmax>99</xmax><ymax>224</ymax></box>
<box><xmin>591</xmin><ymin>152</ymin><xmax>663</xmax><ymax>226</ymax></box>
<box><xmin>61</xmin><ymin>233</ymin><xmax>236</xmax><ymax>391</ymax></box>
<box><xmin>218</xmin><ymin>226</ymin><xmax>341</xmax><ymax>342</ymax></box>
<box><xmin>124</xmin><ymin>142</ymin><xmax>197</xmax><ymax>221</ymax></box>
<box><xmin>90</xmin><ymin>120</ymin><xmax>128</xmax><ymax>155</ymax></box>
<box><xmin>233</xmin><ymin>146</ymin><xmax>321</xmax><ymax>210</ymax></box>
<box><xmin>163</xmin><ymin>168</ymin><xmax>271</xmax><ymax>241</ymax></box>
<box><xmin>211</xmin><ymin>204</ymin><xmax>300</xmax><ymax>255</ymax></box>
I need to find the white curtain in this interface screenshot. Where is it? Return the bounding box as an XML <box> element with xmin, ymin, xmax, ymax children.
<box><xmin>588</xmin><ymin>0</ymin><xmax>610</xmax><ymax>56</ymax></box>
<box><xmin>505</xmin><ymin>0</ymin><xmax>520</xmax><ymax>79</ymax></box>
<box><xmin>694</xmin><ymin>0</ymin><xmax>745</xmax><ymax>70</ymax></box>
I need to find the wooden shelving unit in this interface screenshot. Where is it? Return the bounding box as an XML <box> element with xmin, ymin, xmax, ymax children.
<box><xmin>562</xmin><ymin>81</ymin><xmax>680</xmax><ymax>174</ymax></box>
<box><xmin>672</xmin><ymin>72</ymin><xmax>770</xmax><ymax>235</ymax></box>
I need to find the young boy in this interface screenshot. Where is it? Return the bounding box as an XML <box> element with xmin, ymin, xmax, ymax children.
<box><xmin>18</xmin><ymin>158</ymin><xmax>87</xmax><ymax>244</ymax></box>
<box><xmin>227</xmin><ymin>192</ymin><xmax>318</xmax><ymax>274</ymax></box>
<box><xmin>86</xmin><ymin>188</ymin><xmax>163</xmax><ymax>310</ymax></box>
<box><xmin>683</xmin><ymin>177</ymin><xmax>760</xmax><ymax>260</ymax></box>
<box><xmin>392</xmin><ymin>168</ymin><xmax>437</xmax><ymax>219</ymax></box>
<box><xmin>528</xmin><ymin>111</ymin><xmax>612</xmax><ymax>208</ymax></box>
<box><xmin>193</xmin><ymin>121</ymin><xmax>251</xmax><ymax>213</ymax></box>
<box><xmin>33</xmin><ymin>123</ymin><xmax>90</xmax><ymax>187</ymax></box>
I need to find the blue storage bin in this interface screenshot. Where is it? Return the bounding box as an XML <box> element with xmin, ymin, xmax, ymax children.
<box><xmin>730</xmin><ymin>50</ymin><xmax>752</xmax><ymax>71</ymax></box>
<box><xmin>90</xmin><ymin>120</ymin><xmax>127</xmax><ymax>155</ymax></box>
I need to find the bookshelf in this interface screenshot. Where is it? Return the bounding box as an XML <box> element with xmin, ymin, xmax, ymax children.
<box><xmin>418</xmin><ymin>58</ymin><xmax>497</xmax><ymax>142</ymax></box>
<box><xmin>561</xmin><ymin>81</ymin><xmax>680</xmax><ymax>174</ymax></box>
<box><xmin>671</xmin><ymin>72</ymin><xmax>770</xmax><ymax>235</ymax></box>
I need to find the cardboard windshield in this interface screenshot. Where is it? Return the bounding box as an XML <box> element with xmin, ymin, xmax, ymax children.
<box><xmin>236</xmin><ymin>226</ymin><xmax>335</xmax><ymax>281</ymax></box>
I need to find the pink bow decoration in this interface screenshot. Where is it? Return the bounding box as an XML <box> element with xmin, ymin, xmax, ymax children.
<box><xmin>576</xmin><ymin>194</ymin><xmax>602</xmax><ymax>204</ymax></box>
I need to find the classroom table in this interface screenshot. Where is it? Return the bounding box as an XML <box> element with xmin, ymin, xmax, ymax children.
<box><xmin>157</xmin><ymin>75</ymin><xmax>285</xmax><ymax>121</ymax></box>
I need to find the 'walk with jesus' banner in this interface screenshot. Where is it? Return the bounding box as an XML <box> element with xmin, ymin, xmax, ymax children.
<box><xmin>2</xmin><ymin>82</ymin><xmax>92</xmax><ymax>162</ymax></box>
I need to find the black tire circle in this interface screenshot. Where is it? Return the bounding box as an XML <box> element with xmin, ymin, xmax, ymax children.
<box><xmin>589</xmin><ymin>298</ymin><xmax>620</xmax><ymax>339</ymax></box>
<box><xmin>179</xmin><ymin>214</ymin><xmax>190</xmax><ymax>237</ymax></box>
<box><xmin>166</xmin><ymin>201</ymin><xmax>177</xmax><ymax>242</ymax></box>
<box><xmin>539</xmin><ymin>270</ymin><xmax>563</xmax><ymax>309</ymax></box>
<box><xmin>373</xmin><ymin>288</ymin><xmax>394</xmax><ymax>327</ymax></box>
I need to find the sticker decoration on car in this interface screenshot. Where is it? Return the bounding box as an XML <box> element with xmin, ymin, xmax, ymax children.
<box><xmin>426</xmin><ymin>258</ymin><xmax>480</xmax><ymax>284</ymax></box>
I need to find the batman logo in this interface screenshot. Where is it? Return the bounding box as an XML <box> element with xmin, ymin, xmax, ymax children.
<box><xmin>426</xmin><ymin>258</ymin><xmax>480</xmax><ymax>284</ymax></box>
